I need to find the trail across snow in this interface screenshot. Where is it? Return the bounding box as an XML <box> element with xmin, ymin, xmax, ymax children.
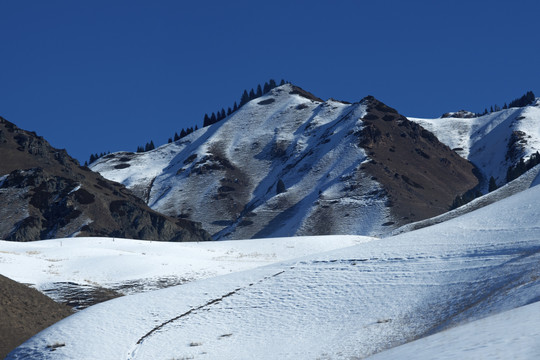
<box><xmin>6</xmin><ymin>183</ymin><xmax>540</xmax><ymax>359</ymax></box>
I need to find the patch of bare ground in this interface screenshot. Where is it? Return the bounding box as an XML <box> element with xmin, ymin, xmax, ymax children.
<box><xmin>0</xmin><ymin>274</ymin><xmax>73</xmax><ymax>359</ymax></box>
<box><xmin>358</xmin><ymin>96</ymin><xmax>480</xmax><ymax>225</ymax></box>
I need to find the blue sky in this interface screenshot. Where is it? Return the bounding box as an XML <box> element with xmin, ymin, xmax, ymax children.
<box><xmin>1</xmin><ymin>0</ymin><xmax>539</xmax><ymax>163</ymax></box>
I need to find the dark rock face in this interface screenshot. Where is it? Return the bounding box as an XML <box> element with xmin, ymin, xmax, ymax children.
<box><xmin>357</xmin><ymin>97</ymin><xmax>480</xmax><ymax>224</ymax></box>
<box><xmin>0</xmin><ymin>116</ymin><xmax>211</xmax><ymax>242</ymax></box>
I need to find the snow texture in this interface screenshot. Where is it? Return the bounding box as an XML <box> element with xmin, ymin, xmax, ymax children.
<box><xmin>92</xmin><ymin>85</ymin><xmax>390</xmax><ymax>239</ymax></box>
<box><xmin>410</xmin><ymin>99</ymin><xmax>540</xmax><ymax>190</ymax></box>
<box><xmin>7</xmin><ymin>182</ymin><xmax>540</xmax><ymax>359</ymax></box>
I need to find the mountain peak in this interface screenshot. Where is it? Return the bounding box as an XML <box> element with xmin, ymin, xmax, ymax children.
<box><xmin>93</xmin><ymin>94</ymin><xmax>480</xmax><ymax>238</ymax></box>
<box><xmin>288</xmin><ymin>85</ymin><xmax>323</xmax><ymax>102</ymax></box>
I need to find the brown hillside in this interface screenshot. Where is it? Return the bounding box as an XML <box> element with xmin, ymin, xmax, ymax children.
<box><xmin>0</xmin><ymin>274</ymin><xmax>73</xmax><ymax>359</ymax></box>
<box><xmin>358</xmin><ymin>96</ymin><xmax>480</xmax><ymax>225</ymax></box>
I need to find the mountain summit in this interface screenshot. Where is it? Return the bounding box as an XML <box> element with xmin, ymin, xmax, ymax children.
<box><xmin>93</xmin><ymin>84</ymin><xmax>479</xmax><ymax>239</ymax></box>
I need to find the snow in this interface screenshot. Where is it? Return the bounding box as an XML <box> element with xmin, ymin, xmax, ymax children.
<box><xmin>0</xmin><ymin>235</ymin><xmax>370</xmax><ymax>299</ymax></box>
<box><xmin>92</xmin><ymin>85</ymin><xmax>391</xmax><ymax>239</ymax></box>
<box><xmin>6</xmin><ymin>181</ymin><xmax>540</xmax><ymax>359</ymax></box>
<box><xmin>391</xmin><ymin>163</ymin><xmax>540</xmax><ymax>235</ymax></box>
<box><xmin>368</xmin><ymin>301</ymin><xmax>540</xmax><ymax>360</ymax></box>
<box><xmin>410</xmin><ymin>100</ymin><xmax>540</xmax><ymax>188</ymax></box>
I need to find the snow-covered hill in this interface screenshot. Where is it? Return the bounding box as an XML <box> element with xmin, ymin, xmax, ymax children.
<box><xmin>92</xmin><ymin>84</ymin><xmax>478</xmax><ymax>240</ymax></box>
<box><xmin>410</xmin><ymin>98</ymin><xmax>540</xmax><ymax>190</ymax></box>
<box><xmin>369</xmin><ymin>301</ymin><xmax>540</xmax><ymax>360</ymax></box>
<box><xmin>7</xmin><ymin>178</ymin><xmax>540</xmax><ymax>359</ymax></box>
<box><xmin>0</xmin><ymin>235</ymin><xmax>371</xmax><ymax>308</ymax></box>
<box><xmin>93</xmin><ymin>85</ymin><xmax>387</xmax><ymax>239</ymax></box>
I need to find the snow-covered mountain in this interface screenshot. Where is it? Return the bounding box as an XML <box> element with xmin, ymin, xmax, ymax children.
<box><xmin>409</xmin><ymin>98</ymin><xmax>540</xmax><ymax>190</ymax></box>
<box><xmin>93</xmin><ymin>84</ymin><xmax>478</xmax><ymax>239</ymax></box>
<box><xmin>6</xmin><ymin>169</ymin><xmax>540</xmax><ymax>359</ymax></box>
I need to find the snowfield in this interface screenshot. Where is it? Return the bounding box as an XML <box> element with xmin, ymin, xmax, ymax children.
<box><xmin>410</xmin><ymin>98</ymin><xmax>540</xmax><ymax>189</ymax></box>
<box><xmin>5</xmin><ymin>179</ymin><xmax>540</xmax><ymax>359</ymax></box>
<box><xmin>0</xmin><ymin>235</ymin><xmax>371</xmax><ymax>303</ymax></box>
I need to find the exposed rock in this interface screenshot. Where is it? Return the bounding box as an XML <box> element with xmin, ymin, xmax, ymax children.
<box><xmin>441</xmin><ymin>110</ymin><xmax>477</xmax><ymax>118</ymax></box>
<box><xmin>0</xmin><ymin>116</ymin><xmax>211</xmax><ymax>242</ymax></box>
<box><xmin>92</xmin><ymin>85</ymin><xmax>483</xmax><ymax>238</ymax></box>
<box><xmin>357</xmin><ymin>96</ymin><xmax>480</xmax><ymax>224</ymax></box>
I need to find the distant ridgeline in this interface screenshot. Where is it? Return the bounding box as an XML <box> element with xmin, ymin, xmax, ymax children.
<box><xmin>86</xmin><ymin>87</ymin><xmax>534</xmax><ymax>166</ymax></box>
<box><xmin>86</xmin><ymin>79</ymin><xmax>288</xmax><ymax>166</ymax></box>
<box><xmin>477</xmin><ymin>91</ymin><xmax>535</xmax><ymax>116</ymax></box>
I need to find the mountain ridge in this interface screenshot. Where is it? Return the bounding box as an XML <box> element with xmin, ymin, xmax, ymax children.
<box><xmin>0</xmin><ymin>117</ymin><xmax>211</xmax><ymax>242</ymax></box>
<box><xmin>93</xmin><ymin>84</ymin><xmax>480</xmax><ymax>239</ymax></box>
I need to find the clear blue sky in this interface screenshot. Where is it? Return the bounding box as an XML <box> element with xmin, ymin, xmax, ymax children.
<box><xmin>1</xmin><ymin>0</ymin><xmax>539</xmax><ymax>163</ymax></box>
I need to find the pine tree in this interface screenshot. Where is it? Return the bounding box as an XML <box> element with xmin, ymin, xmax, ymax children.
<box><xmin>174</xmin><ymin>132</ymin><xmax>180</xmax><ymax>141</ymax></box>
<box><xmin>488</xmin><ymin>176</ymin><xmax>498</xmax><ymax>192</ymax></box>
<box><xmin>210</xmin><ymin>112</ymin><xmax>217</xmax><ymax>124</ymax></box>
<box><xmin>180</xmin><ymin>128</ymin><xmax>187</xmax><ymax>138</ymax></box>
<box><xmin>227</xmin><ymin>107</ymin><xmax>232</xmax><ymax>116</ymax></box>
<box><xmin>280</xmin><ymin>79</ymin><xmax>285</xmax><ymax>86</ymax></box>
<box><xmin>195</xmin><ymin>125</ymin><xmax>198</xmax><ymax>131</ymax></box>
<box><xmin>269</xmin><ymin>79</ymin><xmax>277</xmax><ymax>88</ymax></box>
<box><xmin>220</xmin><ymin>108</ymin><xmax>226</xmax><ymax>119</ymax></box>
<box><xmin>256</xmin><ymin>84</ymin><xmax>263</xmax><ymax>97</ymax></box>
<box><xmin>145</xmin><ymin>141</ymin><xmax>155</xmax><ymax>152</ymax></box>
<box><xmin>249</xmin><ymin>88</ymin><xmax>256</xmax><ymax>100</ymax></box>
<box><xmin>263</xmin><ymin>82</ymin><xmax>270</xmax><ymax>94</ymax></box>
<box><xmin>203</xmin><ymin>113</ymin><xmax>211</xmax><ymax>127</ymax></box>
<box><xmin>168</xmin><ymin>138</ymin><xmax>172</xmax><ymax>143</ymax></box>
<box><xmin>240</xmin><ymin>90</ymin><xmax>250</xmax><ymax>106</ymax></box>
<box><xmin>233</xmin><ymin>101</ymin><xmax>238</xmax><ymax>112</ymax></box>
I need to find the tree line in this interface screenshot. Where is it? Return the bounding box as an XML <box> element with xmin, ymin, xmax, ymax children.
<box><xmin>202</xmin><ymin>79</ymin><xmax>286</xmax><ymax>127</ymax></box>
<box><xmin>134</xmin><ymin>78</ymin><xmax>287</xmax><ymax>155</ymax></box>
<box><xmin>85</xmin><ymin>151</ymin><xmax>110</xmax><ymax>166</ymax></box>
<box><xmin>477</xmin><ymin>90</ymin><xmax>535</xmax><ymax>116</ymax></box>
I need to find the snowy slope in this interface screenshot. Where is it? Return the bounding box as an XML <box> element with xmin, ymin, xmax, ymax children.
<box><xmin>93</xmin><ymin>85</ymin><xmax>391</xmax><ymax>239</ymax></box>
<box><xmin>368</xmin><ymin>301</ymin><xmax>540</xmax><ymax>360</ymax></box>
<box><xmin>391</xmin><ymin>163</ymin><xmax>540</xmax><ymax>235</ymax></box>
<box><xmin>0</xmin><ymin>235</ymin><xmax>370</xmax><ymax>305</ymax></box>
<box><xmin>410</xmin><ymin>98</ymin><xmax>540</xmax><ymax>189</ymax></box>
<box><xmin>9</xmin><ymin>181</ymin><xmax>540</xmax><ymax>359</ymax></box>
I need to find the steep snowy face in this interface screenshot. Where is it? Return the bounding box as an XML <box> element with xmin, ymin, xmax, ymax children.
<box><xmin>95</xmin><ymin>85</ymin><xmax>389</xmax><ymax>239</ymax></box>
<box><xmin>93</xmin><ymin>85</ymin><xmax>479</xmax><ymax>239</ymax></box>
<box><xmin>410</xmin><ymin>100</ymin><xmax>540</xmax><ymax>189</ymax></box>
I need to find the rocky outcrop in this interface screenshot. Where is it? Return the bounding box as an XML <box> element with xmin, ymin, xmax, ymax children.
<box><xmin>0</xmin><ymin>116</ymin><xmax>211</xmax><ymax>242</ymax></box>
<box><xmin>357</xmin><ymin>96</ymin><xmax>480</xmax><ymax>224</ymax></box>
<box><xmin>92</xmin><ymin>85</ymin><xmax>483</xmax><ymax>238</ymax></box>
